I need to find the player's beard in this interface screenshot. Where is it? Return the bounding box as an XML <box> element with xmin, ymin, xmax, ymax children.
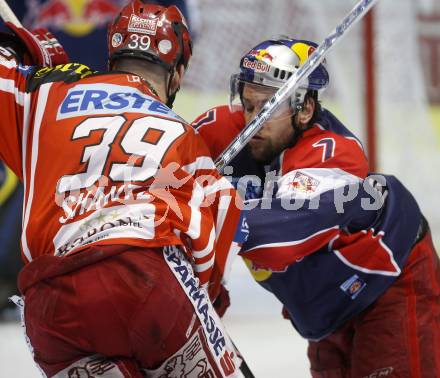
<box><xmin>249</xmin><ymin>137</ymin><xmax>279</xmax><ymax>165</ymax></box>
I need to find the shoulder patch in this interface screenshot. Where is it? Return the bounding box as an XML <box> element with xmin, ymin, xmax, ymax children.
<box><xmin>26</xmin><ymin>63</ymin><xmax>96</xmax><ymax>92</ymax></box>
<box><xmin>192</xmin><ymin>108</ymin><xmax>217</xmax><ymax>130</ymax></box>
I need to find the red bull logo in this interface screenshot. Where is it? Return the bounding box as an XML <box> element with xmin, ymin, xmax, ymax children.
<box><xmin>292</xmin><ymin>42</ymin><xmax>317</xmax><ymax>66</ymax></box>
<box><xmin>249</xmin><ymin>49</ymin><xmax>274</xmax><ymax>62</ymax></box>
<box><xmin>242</xmin><ymin>57</ymin><xmax>270</xmax><ymax>73</ymax></box>
<box><xmin>31</xmin><ymin>0</ymin><xmax>119</xmax><ymax>37</ymax></box>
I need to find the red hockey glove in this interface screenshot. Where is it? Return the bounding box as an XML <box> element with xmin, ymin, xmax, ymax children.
<box><xmin>212</xmin><ymin>284</ymin><xmax>231</xmax><ymax>318</ymax></box>
<box><xmin>4</xmin><ymin>22</ymin><xmax>68</xmax><ymax>67</ymax></box>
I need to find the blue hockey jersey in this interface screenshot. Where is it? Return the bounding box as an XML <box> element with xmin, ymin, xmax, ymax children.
<box><xmin>193</xmin><ymin>106</ymin><xmax>422</xmax><ymax>340</ymax></box>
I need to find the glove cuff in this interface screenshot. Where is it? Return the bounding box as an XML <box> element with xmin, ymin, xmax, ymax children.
<box><xmin>5</xmin><ymin>22</ymin><xmax>69</xmax><ymax>67</ymax></box>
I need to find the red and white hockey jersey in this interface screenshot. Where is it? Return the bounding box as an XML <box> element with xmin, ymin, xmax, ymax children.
<box><xmin>0</xmin><ymin>60</ymin><xmax>242</xmax><ymax>291</ymax></box>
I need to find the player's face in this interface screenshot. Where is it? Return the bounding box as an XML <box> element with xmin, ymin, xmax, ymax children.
<box><xmin>242</xmin><ymin>83</ymin><xmax>294</xmax><ymax>164</ymax></box>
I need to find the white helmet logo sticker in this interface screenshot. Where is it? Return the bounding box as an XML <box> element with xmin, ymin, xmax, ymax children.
<box><xmin>242</xmin><ymin>58</ymin><xmax>270</xmax><ymax>73</ymax></box>
<box><xmin>112</xmin><ymin>33</ymin><xmax>123</xmax><ymax>48</ymax></box>
<box><xmin>128</xmin><ymin>34</ymin><xmax>151</xmax><ymax>51</ymax></box>
<box><xmin>158</xmin><ymin>40</ymin><xmax>172</xmax><ymax>54</ymax></box>
<box><xmin>128</xmin><ymin>14</ymin><xmax>158</xmax><ymax>35</ymax></box>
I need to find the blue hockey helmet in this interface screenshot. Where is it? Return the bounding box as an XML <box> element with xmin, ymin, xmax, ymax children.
<box><xmin>230</xmin><ymin>37</ymin><xmax>329</xmax><ymax>113</ymax></box>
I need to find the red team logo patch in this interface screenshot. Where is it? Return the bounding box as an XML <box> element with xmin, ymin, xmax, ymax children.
<box><xmin>290</xmin><ymin>171</ymin><xmax>320</xmax><ymax>193</ymax></box>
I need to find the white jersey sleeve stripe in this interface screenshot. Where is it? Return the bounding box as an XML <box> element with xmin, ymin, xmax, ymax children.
<box><xmin>244</xmin><ymin>225</ymin><xmax>340</xmax><ymax>252</ymax></box>
<box><xmin>192</xmin><ymin>227</ymin><xmax>216</xmax><ymax>259</ymax></box>
<box><xmin>214</xmin><ymin>194</ymin><xmax>231</xmax><ymax>241</ymax></box>
<box><xmin>21</xmin><ymin>83</ymin><xmax>52</xmax><ymax>262</ymax></box>
<box><xmin>185</xmin><ymin>180</ymin><xmax>205</xmax><ymax>240</ymax></box>
<box><xmin>181</xmin><ymin>156</ymin><xmax>216</xmax><ymax>174</ymax></box>
<box><xmin>204</xmin><ymin>176</ymin><xmax>234</xmax><ymax>197</ymax></box>
<box><xmin>21</xmin><ymin>88</ymin><xmax>32</xmax><ymax>254</ymax></box>
<box><xmin>194</xmin><ymin>254</ymin><xmax>216</xmax><ymax>273</ymax></box>
<box><xmin>0</xmin><ymin>78</ymin><xmax>26</xmax><ymax>106</ymax></box>
<box><xmin>0</xmin><ymin>59</ymin><xmax>17</xmax><ymax>69</ymax></box>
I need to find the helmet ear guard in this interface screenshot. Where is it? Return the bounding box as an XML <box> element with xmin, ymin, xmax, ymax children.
<box><xmin>291</xmin><ymin>88</ymin><xmax>307</xmax><ymax>113</ymax></box>
<box><xmin>229</xmin><ymin>73</ymin><xmax>243</xmax><ymax>113</ymax></box>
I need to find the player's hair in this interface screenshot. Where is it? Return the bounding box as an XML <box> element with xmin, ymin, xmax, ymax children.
<box><xmin>304</xmin><ymin>90</ymin><xmax>321</xmax><ymax>127</ymax></box>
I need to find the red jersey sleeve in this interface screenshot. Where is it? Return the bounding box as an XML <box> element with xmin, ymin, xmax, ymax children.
<box><xmin>280</xmin><ymin>125</ymin><xmax>369</xmax><ymax>179</ymax></box>
<box><xmin>191</xmin><ymin>105</ymin><xmax>245</xmax><ymax>160</ymax></box>
<box><xmin>172</xmin><ymin>126</ymin><xmax>243</xmax><ymax>296</ymax></box>
<box><xmin>0</xmin><ymin>58</ymin><xmax>30</xmax><ymax>179</ymax></box>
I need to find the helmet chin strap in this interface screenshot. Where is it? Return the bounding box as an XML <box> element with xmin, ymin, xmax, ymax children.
<box><xmin>166</xmin><ymin>87</ymin><xmax>179</xmax><ymax>108</ymax></box>
<box><xmin>165</xmin><ymin>68</ymin><xmax>179</xmax><ymax>109</ymax></box>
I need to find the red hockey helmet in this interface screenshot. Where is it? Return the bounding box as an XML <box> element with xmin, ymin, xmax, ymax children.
<box><xmin>108</xmin><ymin>0</ymin><xmax>192</xmax><ymax>73</ymax></box>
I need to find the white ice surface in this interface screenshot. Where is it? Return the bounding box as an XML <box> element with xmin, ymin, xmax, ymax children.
<box><xmin>0</xmin><ymin>259</ymin><xmax>310</xmax><ymax>377</ymax></box>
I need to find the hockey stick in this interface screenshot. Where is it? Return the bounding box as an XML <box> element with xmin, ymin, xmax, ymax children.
<box><xmin>237</xmin><ymin>352</ymin><xmax>255</xmax><ymax>378</ymax></box>
<box><xmin>0</xmin><ymin>0</ymin><xmax>22</xmax><ymax>27</ymax></box>
<box><xmin>215</xmin><ymin>0</ymin><xmax>379</xmax><ymax>170</ymax></box>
